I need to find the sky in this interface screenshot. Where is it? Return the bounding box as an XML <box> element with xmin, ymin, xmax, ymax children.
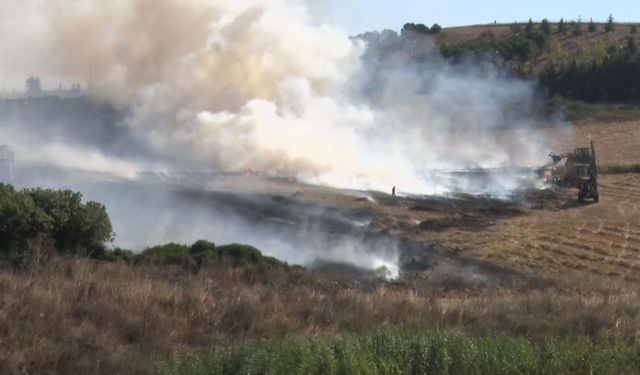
<box><xmin>326</xmin><ymin>0</ymin><xmax>640</xmax><ymax>35</ymax></box>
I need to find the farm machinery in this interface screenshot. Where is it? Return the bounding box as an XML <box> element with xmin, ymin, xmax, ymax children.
<box><xmin>546</xmin><ymin>141</ymin><xmax>599</xmax><ymax>203</ymax></box>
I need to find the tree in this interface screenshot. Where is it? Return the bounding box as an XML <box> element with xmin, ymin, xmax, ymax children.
<box><xmin>402</xmin><ymin>23</ymin><xmax>430</xmax><ymax>36</ymax></box>
<box><xmin>588</xmin><ymin>18</ymin><xmax>597</xmax><ymax>32</ymax></box>
<box><xmin>511</xmin><ymin>22</ymin><xmax>522</xmax><ymax>33</ymax></box>
<box><xmin>631</xmin><ymin>25</ymin><xmax>638</xmax><ymax>34</ymax></box>
<box><xmin>572</xmin><ymin>21</ymin><xmax>583</xmax><ymax>37</ymax></box>
<box><xmin>558</xmin><ymin>18</ymin><xmax>566</xmax><ymax>33</ymax></box>
<box><xmin>70</xmin><ymin>201</ymin><xmax>113</xmax><ymax>255</ymax></box>
<box><xmin>25</xmin><ymin>76</ymin><xmax>41</xmax><ymax>96</ymax></box>
<box><xmin>42</xmin><ymin>192</ymin><xmax>112</xmax><ymax>255</ymax></box>
<box><xmin>626</xmin><ymin>36</ymin><xmax>637</xmax><ymax>56</ymax></box>
<box><xmin>525</xmin><ymin>18</ymin><xmax>534</xmax><ymax>33</ymax></box>
<box><xmin>429</xmin><ymin>23</ymin><xmax>442</xmax><ymax>34</ymax></box>
<box><xmin>541</xmin><ymin>18</ymin><xmax>551</xmax><ymax>35</ymax></box>
<box><xmin>0</xmin><ymin>184</ymin><xmax>53</xmax><ymax>263</ymax></box>
<box><xmin>605</xmin><ymin>14</ymin><xmax>615</xmax><ymax>33</ymax></box>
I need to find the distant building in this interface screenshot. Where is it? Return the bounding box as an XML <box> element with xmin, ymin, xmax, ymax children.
<box><xmin>0</xmin><ymin>145</ymin><xmax>15</xmax><ymax>183</ymax></box>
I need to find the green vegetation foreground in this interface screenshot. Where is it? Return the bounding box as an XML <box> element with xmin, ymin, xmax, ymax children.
<box><xmin>4</xmin><ymin>185</ymin><xmax>640</xmax><ymax>374</ymax></box>
<box><xmin>163</xmin><ymin>331</ymin><xmax>640</xmax><ymax>375</ymax></box>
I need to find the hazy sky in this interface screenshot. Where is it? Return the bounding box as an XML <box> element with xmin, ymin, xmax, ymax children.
<box><xmin>327</xmin><ymin>0</ymin><xmax>639</xmax><ymax>35</ymax></box>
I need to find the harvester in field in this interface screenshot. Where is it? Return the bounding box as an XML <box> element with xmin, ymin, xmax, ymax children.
<box><xmin>546</xmin><ymin>141</ymin><xmax>599</xmax><ymax>203</ymax></box>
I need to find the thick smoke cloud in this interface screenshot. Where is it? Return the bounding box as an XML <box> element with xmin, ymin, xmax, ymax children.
<box><xmin>1</xmin><ymin>0</ymin><xmax>559</xmax><ymax>195</ymax></box>
<box><xmin>0</xmin><ymin>0</ymin><xmax>564</xmax><ymax>276</ymax></box>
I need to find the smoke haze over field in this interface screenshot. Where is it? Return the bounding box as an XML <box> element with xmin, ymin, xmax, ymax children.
<box><xmin>0</xmin><ymin>0</ymin><xmax>566</xmax><ymax>275</ymax></box>
<box><xmin>0</xmin><ymin>0</ymin><xmax>560</xmax><ymax>195</ymax></box>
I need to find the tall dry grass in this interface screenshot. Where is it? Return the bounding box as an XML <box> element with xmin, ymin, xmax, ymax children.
<box><xmin>1</xmin><ymin>258</ymin><xmax>640</xmax><ymax>374</ymax></box>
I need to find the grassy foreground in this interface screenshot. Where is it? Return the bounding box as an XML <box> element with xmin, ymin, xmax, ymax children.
<box><xmin>161</xmin><ymin>331</ymin><xmax>640</xmax><ymax>375</ymax></box>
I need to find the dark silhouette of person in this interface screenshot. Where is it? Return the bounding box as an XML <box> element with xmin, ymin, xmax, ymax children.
<box><xmin>392</xmin><ymin>186</ymin><xmax>396</xmax><ymax>196</ymax></box>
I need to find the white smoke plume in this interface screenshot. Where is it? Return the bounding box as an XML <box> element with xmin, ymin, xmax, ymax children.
<box><xmin>1</xmin><ymin>0</ymin><xmax>558</xmax><ymax>195</ymax></box>
<box><xmin>0</xmin><ymin>0</ymin><xmax>566</xmax><ymax>277</ymax></box>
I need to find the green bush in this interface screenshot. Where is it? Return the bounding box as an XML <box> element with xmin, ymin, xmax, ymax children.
<box><xmin>0</xmin><ymin>184</ymin><xmax>113</xmax><ymax>263</ymax></box>
<box><xmin>26</xmin><ymin>188</ymin><xmax>113</xmax><ymax>254</ymax></box>
<box><xmin>215</xmin><ymin>244</ymin><xmax>284</xmax><ymax>268</ymax></box>
<box><xmin>99</xmin><ymin>247</ymin><xmax>137</xmax><ymax>264</ymax></box>
<box><xmin>137</xmin><ymin>241</ymin><xmax>285</xmax><ymax>270</ymax></box>
<box><xmin>161</xmin><ymin>331</ymin><xmax>640</xmax><ymax>375</ymax></box>
<box><xmin>139</xmin><ymin>243</ymin><xmax>190</xmax><ymax>265</ymax></box>
<box><xmin>0</xmin><ymin>184</ymin><xmax>53</xmax><ymax>253</ymax></box>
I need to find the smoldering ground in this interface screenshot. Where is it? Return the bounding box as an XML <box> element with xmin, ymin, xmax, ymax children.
<box><xmin>0</xmin><ymin>0</ymin><xmax>566</xmax><ymax>277</ymax></box>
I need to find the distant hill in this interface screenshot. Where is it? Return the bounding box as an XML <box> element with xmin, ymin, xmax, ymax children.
<box><xmin>359</xmin><ymin>20</ymin><xmax>640</xmax><ymax>104</ymax></box>
<box><xmin>437</xmin><ymin>21</ymin><xmax>639</xmax><ymax>73</ymax></box>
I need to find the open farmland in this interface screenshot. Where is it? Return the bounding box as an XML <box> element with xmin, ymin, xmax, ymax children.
<box><xmin>3</xmin><ymin>119</ymin><xmax>640</xmax><ymax>374</ymax></box>
<box><xmin>310</xmin><ymin>120</ymin><xmax>640</xmax><ymax>283</ymax></box>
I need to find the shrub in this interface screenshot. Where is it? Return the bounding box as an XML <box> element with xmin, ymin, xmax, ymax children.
<box><xmin>215</xmin><ymin>244</ymin><xmax>283</xmax><ymax>268</ymax></box>
<box><xmin>136</xmin><ymin>241</ymin><xmax>286</xmax><ymax>271</ymax></box>
<box><xmin>99</xmin><ymin>247</ymin><xmax>137</xmax><ymax>264</ymax></box>
<box><xmin>189</xmin><ymin>240</ymin><xmax>218</xmax><ymax>268</ymax></box>
<box><xmin>139</xmin><ymin>243</ymin><xmax>190</xmax><ymax>265</ymax></box>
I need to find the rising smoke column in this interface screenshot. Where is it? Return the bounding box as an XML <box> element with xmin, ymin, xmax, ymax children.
<box><xmin>0</xmin><ymin>0</ymin><xmax>566</xmax><ymax>275</ymax></box>
<box><xmin>1</xmin><ymin>0</ymin><xmax>556</xmax><ymax>195</ymax></box>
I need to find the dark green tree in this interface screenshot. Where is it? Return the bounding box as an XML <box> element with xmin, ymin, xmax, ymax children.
<box><xmin>429</xmin><ymin>23</ymin><xmax>442</xmax><ymax>34</ymax></box>
<box><xmin>25</xmin><ymin>76</ymin><xmax>42</xmax><ymax>96</ymax></box>
<box><xmin>511</xmin><ymin>22</ymin><xmax>522</xmax><ymax>33</ymax></box>
<box><xmin>541</xmin><ymin>18</ymin><xmax>551</xmax><ymax>35</ymax></box>
<box><xmin>588</xmin><ymin>18</ymin><xmax>597</xmax><ymax>32</ymax></box>
<box><xmin>572</xmin><ymin>21</ymin><xmax>583</xmax><ymax>36</ymax></box>
<box><xmin>0</xmin><ymin>184</ymin><xmax>53</xmax><ymax>264</ymax></box>
<box><xmin>626</xmin><ymin>36</ymin><xmax>637</xmax><ymax>55</ymax></box>
<box><xmin>401</xmin><ymin>23</ymin><xmax>430</xmax><ymax>38</ymax></box>
<box><xmin>525</xmin><ymin>18</ymin><xmax>534</xmax><ymax>33</ymax></box>
<box><xmin>605</xmin><ymin>14</ymin><xmax>615</xmax><ymax>33</ymax></box>
<box><xmin>631</xmin><ymin>25</ymin><xmax>638</xmax><ymax>34</ymax></box>
<box><xmin>1</xmin><ymin>186</ymin><xmax>114</xmax><ymax>260</ymax></box>
<box><xmin>558</xmin><ymin>18</ymin><xmax>566</xmax><ymax>33</ymax></box>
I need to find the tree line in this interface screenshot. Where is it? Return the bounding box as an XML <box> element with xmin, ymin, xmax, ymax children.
<box><xmin>540</xmin><ymin>37</ymin><xmax>640</xmax><ymax>102</ymax></box>
<box><xmin>380</xmin><ymin>16</ymin><xmax>640</xmax><ymax>102</ymax></box>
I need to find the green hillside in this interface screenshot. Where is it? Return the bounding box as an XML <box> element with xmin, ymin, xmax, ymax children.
<box><xmin>361</xmin><ymin>18</ymin><xmax>640</xmax><ymax>106</ymax></box>
<box><xmin>438</xmin><ymin>20</ymin><xmax>638</xmax><ymax>72</ymax></box>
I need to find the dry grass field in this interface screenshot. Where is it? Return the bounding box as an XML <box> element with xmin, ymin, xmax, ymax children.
<box><xmin>3</xmin><ymin>255</ymin><xmax>640</xmax><ymax>374</ymax></box>
<box><xmin>2</xmin><ymin>120</ymin><xmax>640</xmax><ymax>374</ymax></box>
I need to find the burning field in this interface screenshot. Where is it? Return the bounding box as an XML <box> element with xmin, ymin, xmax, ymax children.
<box><xmin>0</xmin><ymin>0</ymin><xmax>570</xmax><ymax>280</ymax></box>
<box><xmin>3</xmin><ymin>0</ymin><xmax>640</xmax><ymax>373</ymax></box>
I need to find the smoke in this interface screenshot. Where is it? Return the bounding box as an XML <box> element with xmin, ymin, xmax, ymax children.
<box><xmin>1</xmin><ymin>0</ymin><xmax>558</xmax><ymax>194</ymax></box>
<box><xmin>0</xmin><ymin>0</ymin><xmax>565</xmax><ymax>276</ymax></box>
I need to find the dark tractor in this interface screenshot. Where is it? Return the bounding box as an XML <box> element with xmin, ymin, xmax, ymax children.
<box><xmin>548</xmin><ymin>141</ymin><xmax>599</xmax><ymax>203</ymax></box>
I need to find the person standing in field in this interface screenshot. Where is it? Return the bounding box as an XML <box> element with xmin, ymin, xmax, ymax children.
<box><xmin>392</xmin><ymin>186</ymin><xmax>396</xmax><ymax>196</ymax></box>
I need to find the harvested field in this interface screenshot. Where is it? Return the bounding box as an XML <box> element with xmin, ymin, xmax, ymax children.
<box><xmin>3</xmin><ymin>120</ymin><xmax>640</xmax><ymax>374</ymax></box>
<box><xmin>541</xmin><ymin>120</ymin><xmax>640</xmax><ymax>167</ymax></box>
<box><xmin>274</xmin><ymin>120</ymin><xmax>640</xmax><ymax>284</ymax></box>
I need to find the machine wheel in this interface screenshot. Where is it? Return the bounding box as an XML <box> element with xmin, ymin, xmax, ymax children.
<box><xmin>578</xmin><ymin>180</ymin><xmax>588</xmax><ymax>203</ymax></box>
<box><xmin>578</xmin><ymin>189</ymin><xmax>585</xmax><ymax>203</ymax></box>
